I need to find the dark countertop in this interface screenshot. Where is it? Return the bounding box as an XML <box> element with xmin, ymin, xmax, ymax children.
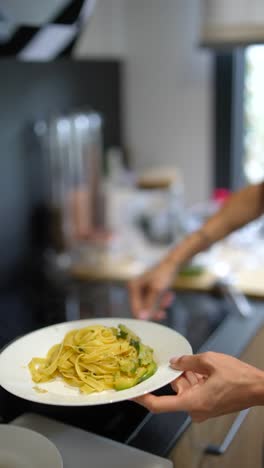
<box><xmin>128</xmin><ymin>302</ymin><xmax>264</xmax><ymax>456</ymax></box>
<box><xmin>1</xmin><ymin>285</ymin><xmax>264</xmax><ymax>458</ymax></box>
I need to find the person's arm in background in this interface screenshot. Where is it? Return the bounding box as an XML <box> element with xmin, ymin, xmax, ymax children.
<box><xmin>129</xmin><ymin>182</ymin><xmax>264</xmax><ymax>319</ymax></box>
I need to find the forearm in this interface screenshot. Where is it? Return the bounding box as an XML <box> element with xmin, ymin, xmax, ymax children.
<box><xmin>166</xmin><ymin>182</ymin><xmax>264</xmax><ymax>267</ymax></box>
<box><xmin>251</xmin><ymin>368</ymin><xmax>264</xmax><ymax>406</ymax></box>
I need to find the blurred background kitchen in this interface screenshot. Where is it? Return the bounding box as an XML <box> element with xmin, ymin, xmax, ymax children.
<box><xmin>2</xmin><ymin>0</ymin><xmax>264</xmax><ymax>327</ymax></box>
<box><xmin>1</xmin><ymin>1</ymin><xmax>264</xmax><ymax>465</ymax></box>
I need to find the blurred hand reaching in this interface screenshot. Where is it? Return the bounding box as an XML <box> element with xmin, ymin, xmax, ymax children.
<box><xmin>128</xmin><ymin>259</ymin><xmax>176</xmax><ymax>320</ymax></box>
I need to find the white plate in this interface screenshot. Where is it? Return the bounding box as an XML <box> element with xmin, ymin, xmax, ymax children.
<box><xmin>0</xmin><ymin>318</ymin><xmax>192</xmax><ymax>406</ymax></box>
<box><xmin>0</xmin><ymin>425</ymin><xmax>63</xmax><ymax>468</ymax></box>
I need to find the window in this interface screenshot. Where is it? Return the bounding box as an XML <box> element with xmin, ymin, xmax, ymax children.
<box><xmin>214</xmin><ymin>46</ymin><xmax>264</xmax><ymax>190</ymax></box>
<box><xmin>243</xmin><ymin>45</ymin><xmax>264</xmax><ymax>184</ymax></box>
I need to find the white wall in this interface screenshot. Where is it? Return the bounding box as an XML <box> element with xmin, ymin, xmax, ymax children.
<box><xmin>123</xmin><ymin>0</ymin><xmax>213</xmax><ymax>205</ymax></box>
<box><xmin>74</xmin><ymin>0</ymin><xmax>213</xmax><ymax>205</ymax></box>
<box><xmin>73</xmin><ymin>0</ymin><xmax>126</xmax><ymax>58</ymax></box>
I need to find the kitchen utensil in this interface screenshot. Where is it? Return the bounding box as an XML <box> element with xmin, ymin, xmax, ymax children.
<box><xmin>34</xmin><ymin>111</ymin><xmax>105</xmax><ymax>258</ymax></box>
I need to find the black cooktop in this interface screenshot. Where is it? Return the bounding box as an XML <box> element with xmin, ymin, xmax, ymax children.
<box><xmin>0</xmin><ymin>284</ymin><xmax>229</xmax><ymax>456</ymax></box>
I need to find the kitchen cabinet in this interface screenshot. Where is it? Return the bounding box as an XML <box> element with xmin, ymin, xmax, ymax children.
<box><xmin>169</xmin><ymin>325</ymin><xmax>264</xmax><ymax>468</ymax></box>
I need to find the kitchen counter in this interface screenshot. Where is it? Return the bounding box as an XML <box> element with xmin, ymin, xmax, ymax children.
<box><xmin>71</xmin><ymin>254</ymin><xmax>264</xmax><ymax>300</ymax></box>
<box><xmin>10</xmin><ymin>414</ymin><xmax>173</xmax><ymax>468</ymax></box>
<box><xmin>70</xmin><ymin>185</ymin><xmax>264</xmax><ymax>298</ymax></box>
<box><xmin>174</xmin><ymin>267</ymin><xmax>264</xmax><ymax>299</ymax></box>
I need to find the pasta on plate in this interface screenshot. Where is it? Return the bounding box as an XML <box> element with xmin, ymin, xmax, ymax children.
<box><xmin>28</xmin><ymin>324</ymin><xmax>157</xmax><ymax>394</ymax></box>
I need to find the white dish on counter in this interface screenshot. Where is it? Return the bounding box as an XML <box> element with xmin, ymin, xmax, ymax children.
<box><xmin>0</xmin><ymin>318</ymin><xmax>192</xmax><ymax>406</ymax></box>
<box><xmin>12</xmin><ymin>413</ymin><xmax>173</xmax><ymax>468</ymax></box>
<box><xmin>0</xmin><ymin>425</ymin><xmax>63</xmax><ymax>468</ymax></box>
